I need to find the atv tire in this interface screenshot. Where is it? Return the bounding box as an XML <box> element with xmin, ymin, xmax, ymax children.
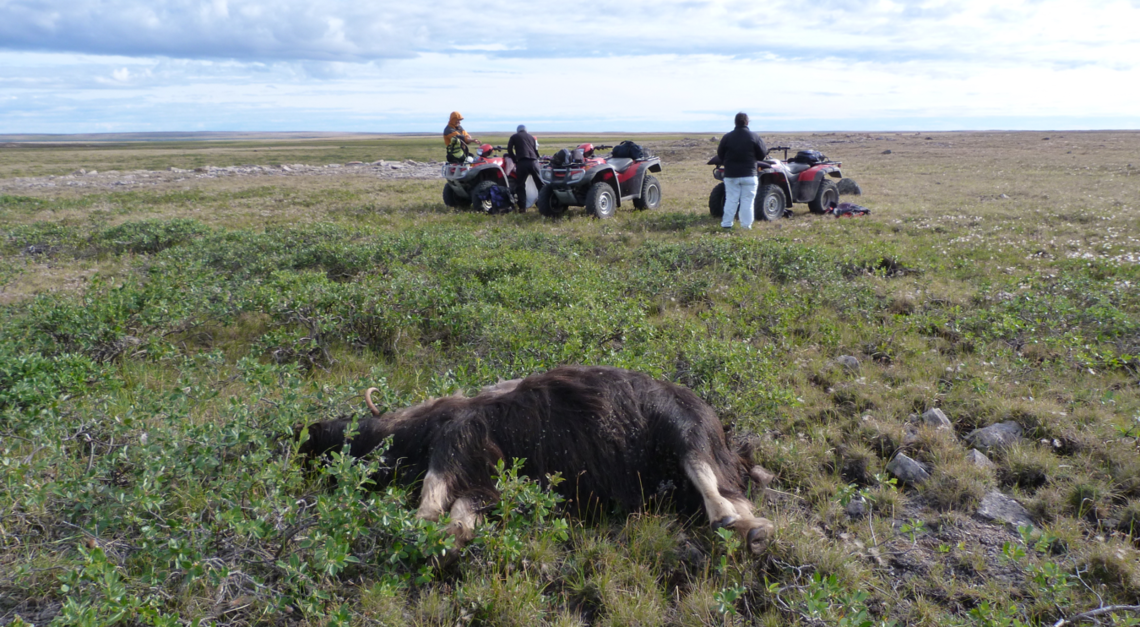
<box><xmin>586</xmin><ymin>182</ymin><xmax>617</xmax><ymax>218</ymax></box>
<box><xmin>708</xmin><ymin>183</ymin><xmax>725</xmax><ymax>218</ymax></box>
<box><xmin>537</xmin><ymin>185</ymin><xmax>569</xmax><ymax>217</ymax></box>
<box><xmin>756</xmin><ymin>184</ymin><xmax>787</xmax><ymax>222</ymax></box>
<box><xmin>808</xmin><ymin>179</ymin><xmax>839</xmax><ymax>214</ymax></box>
<box><xmin>442</xmin><ymin>184</ymin><xmax>468</xmax><ymax>208</ymax></box>
<box><xmin>472</xmin><ymin>180</ymin><xmax>512</xmax><ymax>214</ymax></box>
<box><xmin>633</xmin><ymin>175</ymin><xmax>661</xmax><ymax>210</ymax></box>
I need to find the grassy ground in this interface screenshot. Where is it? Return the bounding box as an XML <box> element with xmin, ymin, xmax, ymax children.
<box><xmin>1</xmin><ymin>131</ymin><xmax>1138</xmax><ymax>626</ymax></box>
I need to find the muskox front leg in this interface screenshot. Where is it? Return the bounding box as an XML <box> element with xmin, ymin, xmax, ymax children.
<box><xmin>444</xmin><ymin>496</ymin><xmax>479</xmax><ymax>547</ymax></box>
<box><xmin>683</xmin><ymin>456</ymin><xmax>775</xmax><ymax>555</ymax></box>
<box><xmin>417</xmin><ymin>469</ymin><xmax>485</xmax><ymax>557</ymax></box>
<box><xmin>417</xmin><ymin>469</ymin><xmax>452</xmax><ymax>522</ymax></box>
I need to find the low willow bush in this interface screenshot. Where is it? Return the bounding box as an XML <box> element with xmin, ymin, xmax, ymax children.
<box><xmin>2</xmin><ymin>213</ymin><xmax>1138</xmax><ymax>625</ymax></box>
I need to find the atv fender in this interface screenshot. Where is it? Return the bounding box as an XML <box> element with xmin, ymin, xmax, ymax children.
<box><xmin>793</xmin><ymin>165</ymin><xmax>842</xmax><ymax>203</ymax></box>
<box><xmin>592</xmin><ymin>168</ymin><xmax>623</xmax><ymax>207</ymax></box>
<box><xmin>466</xmin><ymin>163</ymin><xmax>507</xmax><ymax>185</ymax></box>
<box><xmin>759</xmin><ymin>173</ymin><xmax>793</xmax><ymax>209</ymax></box>
<box><xmin>446</xmin><ymin>181</ymin><xmax>472</xmax><ymax>200</ymax></box>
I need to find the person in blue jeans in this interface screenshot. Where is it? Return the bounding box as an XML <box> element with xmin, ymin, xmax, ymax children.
<box><xmin>716</xmin><ymin>112</ymin><xmax>768</xmax><ymax>229</ymax></box>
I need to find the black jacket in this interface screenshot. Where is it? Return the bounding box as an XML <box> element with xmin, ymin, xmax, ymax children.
<box><xmin>507</xmin><ymin>131</ymin><xmax>539</xmax><ymax>161</ymax></box>
<box><xmin>717</xmin><ymin>126</ymin><xmax>768</xmax><ymax>178</ymax></box>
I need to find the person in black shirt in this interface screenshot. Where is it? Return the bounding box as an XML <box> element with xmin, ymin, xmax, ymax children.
<box><xmin>716</xmin><ymin>112</ymin><xmax>768</xmax><ymax>229</ymax></box>
<box><xmin>506</xmin><ymin>124</ymin><xmax>541</xmax><ymax>213</ymax></box>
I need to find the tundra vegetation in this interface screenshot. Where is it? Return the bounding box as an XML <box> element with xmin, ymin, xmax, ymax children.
<box><xmin>1</xmin><ymin>131</ymin><xmax>1138</xmax><ymax>626</ymax></box>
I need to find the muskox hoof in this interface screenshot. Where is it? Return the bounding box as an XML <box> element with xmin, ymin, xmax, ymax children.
<box><xmin>712</xmin><ymin>515</ymin><xmax>739</xmax><ymax>530</ymax></box>
<box><xmin>747</xmin><ymin>519</ymin><xmax>776</xmax><ymax>555</ymax></box>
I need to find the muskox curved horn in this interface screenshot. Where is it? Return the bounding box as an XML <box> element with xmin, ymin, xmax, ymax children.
<box><xmin>364</xmin><ymin>387</ymin><xmax>382</xmax><ymax>417</ymax></box>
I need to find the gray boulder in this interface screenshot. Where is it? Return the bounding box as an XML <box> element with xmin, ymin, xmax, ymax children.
<box><xmin>887</xmin><ymin>453</ymin><xmax>930</xmax><ymax>485</ymax></box>
<box><xmin>846</xmin><ymin>497</ymin><xmax>868</xmax><ymax>519</ymax></box>
<box><xmin>921</xmin><ymin>408</ymin><xmax>953</xmax><ymax>431</ymax></box>
<box><xmin>836</xmin><ymin>355</ymin><xmax>860</xmax><ymax>370</ymax></box>
<box><xmin>837</xmin><ymin>178</ymin><xmax>863</xmax><ymax>195</ymax></box>
<box><xmin>977</xmin><ymin>491</ymin><xmax>1033</xmax><ymax>528</ymax></box>
<box><xmin>966</xmin><ymin>421</ymin><xmax>1024</xmax><ymax>451</ymax></box>
<box><xmin>965</xmin><ymin>449</ymin><xmax>996</xmax><ymax>470</ymax></box>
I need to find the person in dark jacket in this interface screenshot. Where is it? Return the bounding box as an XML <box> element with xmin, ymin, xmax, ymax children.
<box><xmin>716</xmin><ymin>112</ymin><xmax>768</xmax><ymax>229</ymax></box>
<box><xmin>506</xmin><ymin>124</ymin><xmax>541</xmax><ymax>213</ymax></box>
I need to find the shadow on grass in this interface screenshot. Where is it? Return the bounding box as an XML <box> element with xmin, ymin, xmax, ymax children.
<box><xmin>629</xmin><ymin>211</ymin><xmax>711</xmax><ymax>233</ymax></box>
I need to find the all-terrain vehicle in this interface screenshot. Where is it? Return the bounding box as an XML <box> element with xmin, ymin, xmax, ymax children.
<box><xmin>441</xmin><ymin>143</ymin><xmax>539</xmax><ymax>213</ymax></box>
<box><xmin>536</xmin><ymin>142</ymin><xmax>662</xmax><ymax>218</ymax></box>
<box><xmin>708</xmin><ymin>147</ymin><xmax>842</xmax><ymax>221</ymax></box>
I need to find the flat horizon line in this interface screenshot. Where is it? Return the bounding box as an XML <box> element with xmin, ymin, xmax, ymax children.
<box><xmin>3</xmin><ymin>129</ymin><xmax>1138</xmax><ymax>143</ymax></box>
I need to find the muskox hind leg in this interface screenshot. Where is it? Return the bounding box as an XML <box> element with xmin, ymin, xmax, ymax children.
<box><xmin>683</xmin><ymin>455</ymin><xmax>775</xmax><ymax>555</ymax></box>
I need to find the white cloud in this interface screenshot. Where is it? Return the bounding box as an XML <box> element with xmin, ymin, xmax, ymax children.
<box><xmin>0</xmin><ymin>0</ymin><xmax>1138</xmax><ymax>132</ymax></box>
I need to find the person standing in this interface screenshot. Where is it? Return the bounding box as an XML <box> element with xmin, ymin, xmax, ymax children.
<box><xmin>506</xmin><ymin>124</ymin><xmax>541</xmax><ymax>213</ymax></box>
<box><xmin>444</xmin><ymin>111</ymin><xmax>476</xmax><ymax>164</ymax></box>
<box><xmin>716</xmin><ymin>112</ymin><xmax>768</xmax><ymax>229</ymax></box>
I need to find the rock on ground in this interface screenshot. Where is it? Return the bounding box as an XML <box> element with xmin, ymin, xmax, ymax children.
<box><xmin>887</xmin><ymin>453</ymin><xmax>931</xmax><ymax>485</ymax></box>
<box><xmin>836</xmin><ymin>355</ymin><xmax>860</xmax><ymax>370</ymax></box>
<box><xmin>977</xmin><ymin>491</ymin><xmax>1034</xmax><ymax>528</ymax></box>
<box><xmin>920</xmin><ymin>408</ymin><xmax>953</xmax><ymax>430</ymax></box>
<box><xmin>966</xmin><ymin>421</ymin><xmax>1024</xmax><ymax>451</ymax></box>
<box><xmin>965</xmin><ymin>449</ymin><xmax>996</xmax><ymax>470</ymax></box>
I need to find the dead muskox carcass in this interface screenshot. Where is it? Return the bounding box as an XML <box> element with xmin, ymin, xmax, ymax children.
<box><xmin>298</xmin><ymin>365</ymin><xmax>775</xmax><ymax>554</ymax></box>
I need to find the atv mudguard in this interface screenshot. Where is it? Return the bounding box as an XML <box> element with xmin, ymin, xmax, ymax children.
<box><xmin>791</xmin><ymin>164</ymin><xmax>842</xmax><ymax>203</ymax></box>
<box><xmin>614</xmin><ymin>158</ymin><xmax>662</xmax><ymax>202</ymax></box>
<box><xmin>759</xmin><ymin>171</ymin><xmax>794</xmax><ymax>209</ymax></box>
<box><xmin>443</xmin><ymin>161</ymin><xmax>510</xmax><ymax>201</ymax></box>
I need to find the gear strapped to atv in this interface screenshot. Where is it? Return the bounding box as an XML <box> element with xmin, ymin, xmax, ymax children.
<box><xmin>536</xmin><ymin>142</ymin><xmax>662</xmax><ymax>218</ymax></box>
<box><xmin>708</xmin><ymin>147</ymin><xmax>844</xmax><ymax>221</ymax></box>
<box><xmin>441</xmin><ymin>143</ymin><xmax>540</xmax><ymax>213</ymax></box>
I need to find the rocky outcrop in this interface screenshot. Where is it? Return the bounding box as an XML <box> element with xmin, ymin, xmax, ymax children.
<box><xmin>0</xmin><ymin>160</ymin><xmax>444</xmax><ymax>193</ymax></box>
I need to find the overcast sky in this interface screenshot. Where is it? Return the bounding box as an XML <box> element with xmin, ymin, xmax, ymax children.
<box><xmin>2</xmin><ymin>0</ymin><xmax>1139</xmax><ymax>134</ymax></box>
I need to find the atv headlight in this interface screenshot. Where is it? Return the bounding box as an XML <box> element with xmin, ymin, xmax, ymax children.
<box><xmin>569</xmin><ymin>169</ymin><xmax>585</xmax><ymax>182</ymax></box>
<box><xmin>540</xmin><ymin>170</ymin><xmax>551</xmax><ymax>182</ymax></box>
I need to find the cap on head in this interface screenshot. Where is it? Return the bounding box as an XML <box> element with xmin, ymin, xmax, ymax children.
<box><xmin>517</xmin><ymin>124</ymin><xmax>526</xmax><ymax>133</ymax></box>
<box><xmin>450</xmin><ymin>111</ymin><xmax>464</xmax><ymax>124</ymax></box>
<box><xmin>734</xmin><ymin>112</ymin><xmax>749</xmax><ymax>128</ymax></box>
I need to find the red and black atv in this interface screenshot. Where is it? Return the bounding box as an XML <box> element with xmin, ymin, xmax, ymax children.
<box><xmin>536</xmin><ymin>142</ymin><xmax>662</xmax><ymax>218</ymax></box>
<box><xmin>708</xmin><ymin>147</ymin><xmax>842</xmax><ymax>221</ymax></box>
<box><xmin>441</xmin><ymin>143</ymin><xmax>539</xmax><ymax>214</ymax></box>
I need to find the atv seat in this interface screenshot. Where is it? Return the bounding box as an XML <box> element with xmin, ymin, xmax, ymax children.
<box><xmin>606</xmin><ymin>157</ymin><xmax>635</xmax><ymax>172</ymax></box>
<box><xmin>785</xmin><ymin>162</ymin><xmax>813</xmax><ymax>175</ymax></box>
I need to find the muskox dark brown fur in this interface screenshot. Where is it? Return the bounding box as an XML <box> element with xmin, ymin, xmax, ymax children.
<box><xmin>298</xmin><ymin>365</ymin><xmax>775</xmax><ymax>554</ymax></box>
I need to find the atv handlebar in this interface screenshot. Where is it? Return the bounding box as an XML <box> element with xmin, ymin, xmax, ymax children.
<box><xmin>768</xmin><ymin>145</ymin><xmax>792</xmax><ymax>160</ymax></box>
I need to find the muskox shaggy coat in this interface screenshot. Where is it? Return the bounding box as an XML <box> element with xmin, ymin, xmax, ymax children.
<box><xmin>299</xmin><ymin>365</ymin><xmax>774</xmax><ymax>553</ymax></box>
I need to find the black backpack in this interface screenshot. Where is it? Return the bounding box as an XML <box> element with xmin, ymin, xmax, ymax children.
<box><xmin>792</xmin><ymin>150</ymin><xmax>827</xmax><ymax>164</ymax></box>
<box><xmin>551</xmin><ymin>148</ymin><xmax>572</xmax><ymax>167</ymax></box>
<box><xmin>612</xmin><ymin>141</ymin><xmax>645</xmax><ymax>160</ymax></box>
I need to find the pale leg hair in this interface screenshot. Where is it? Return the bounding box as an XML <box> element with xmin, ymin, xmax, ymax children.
<box><xmin>684</xmin><ymin>455</ymin><xmax>775</xmax><ymax>555</ymax></box>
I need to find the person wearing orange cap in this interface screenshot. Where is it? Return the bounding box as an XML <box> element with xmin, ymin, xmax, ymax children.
<box><xmin>444</xmin><ymin>112</ymin><xmax>477</xmax><ymax>164</ymax></box>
